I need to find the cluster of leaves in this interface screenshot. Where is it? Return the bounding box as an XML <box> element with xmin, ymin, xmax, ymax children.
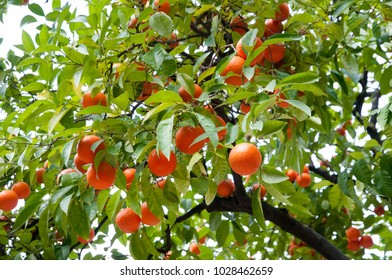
<box><xmin>1</xmin><ymin>0</ymin><xmax>392</xmax><ymax>260</ymax></box>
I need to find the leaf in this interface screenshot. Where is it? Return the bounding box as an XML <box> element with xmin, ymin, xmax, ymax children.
<box><xmin>22</xmin><ymin>30</ymin><xmax>35</xmax><ymax>53</ymax></box>
<box><xmin>48</xmin><ymin>106</ymin><xmax>71</xmax><ymax>134</ymax></box>
<box><xmin>278</xmin><ymin>72</ymin><xmax>320</xmax><ymax>86</ymax></box>
<box><xmin>156</xmin><ymin>114</ymin><xmax>174</xmax><ymax>160</ymax></box>
<box><xmin>260</xmin><ymin>120</ymin><xmax>286</xmax><ymax>136</ymax></box>
<box><xmin>329</xmin><ymin>184</ymin><xmax>354</xmax><ymax>209</ymax></box>
<box><xmin>262</xmin><ymin>183</ymin><xmax>292</xmax><ymax>206</ymax></box>
<box><xmin>380</xmin><ymin>66</ymin><xmax>392</xmax><ymax>95</ymax></box>
<box><xmin>287</xmin><ymin>84</ymin><xmax>326</xmax><ymax>96</ymax></box>
<box><xmin>61</xmin><ymin>139</ymin><xmax>75</xmax><ymax>168</ymax></box>
<box><xmin>195</xmin><ymin>113</ymin><xmax>219</xmax><ymax>148</ymax></box>
<box><xmin>143</xmin><ymin>102</ymin><xmax>176</xmax><ymax>123</ymax></box>
<box><xmin>106</xmin><ymin>190</ymin><xmax>122</xmax><ymax>221</ymax></box>
<box><xmin>77</xmin><ymin>106</ymin><xmax>113</xmax><ymax>115</ymax></box>
<box><xmin>284</xmin><ymin>100</ymin><xmax>312</xmax><ymax>117</ymax></box>
<box><xmin>149</xmin><ymin>12</ymin><xmax>172</xmax><ymax>38</ymax></box>
<box><xmin>12</xmin><ymin>201</ymin><xmax>43</xmax><ymax>232</ymax></box>
<box><xmin>351</xmin><ymin>159</ymin><xmax>372</xmax><ymax>185</ymax></box>
<box><xmin>69</xmin><ymin>199</ymin><xmax>90</xmax><ymax>239</ymax></box>
<box><xmin>21</xmin><ymin>82</ymin><xmax>46</xmax><ymax>92</ymax></box>
<box><xmin>216</xmin><ymin>220</ymin><xmax>229</xmax><ymax>247</ymax></box>
<box><xmin>374</xmin><ymin>155</ymin><xmax>392</xmax><ymax>198</ymax></box>
<box><xmin>129</xmin><ymin>232</ymin><xmax>148</xmax><ymax>260</ymax></box>
<box><xmin>29</xmin><ymin>3</ymin><xmax>45</xmax><ymax>16</ymax></box>
<box><xmin>205</xmin><ymin>181</ymin><xmax>217</xmax><ymax>205</ymax></box>
<box><xmin>261</xmin><ymin>165</ymin><xmax>288</xmax><ymax>184</ymax></box>
<box><xmin>333</xmin><ymin>0</ymin><xmax>355</xmax><ymax>18</ymax></box>
<box><xmin>251</xmin><ymin>188</ymin><xmax>267</xmax><ymax>231</ymax></box>
<box><xmin>144</xmin><ymin>90</ymin><xmax>183</xmax><ymax>104</ymax></box>
<box><xmin>59</xmin><ymin>194</ymin><xmax>73</xmax><ymax>214</ymax></box>
<box><xmin>177</xmin><ymin>72</ymin><xmax>195</xmax><ymax>97</ymax></box>
<box><xmin>20</xmin><ymin>15</ymin><xmax>37</xmax><ymax>27</ymax></box>
<box><xmin>193</xmin><ymin>52</ymin><xmax>211</xmax><ymax>76</ymax></box>
<box><xmin>38</xmin><ymin>206</ymin><xmax>50</xmax><ymax>246</ymax></box>
<box><xmin>262</xmin><ymin>33</ymin><xmax>302</xmax><ymax>47</ymax></box>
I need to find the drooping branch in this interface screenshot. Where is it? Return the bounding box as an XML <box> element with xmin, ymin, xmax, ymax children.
<box><xmin>309</xmin><ymin>162</ymin><xmax>338</xmax><ymax>184</ymax></box>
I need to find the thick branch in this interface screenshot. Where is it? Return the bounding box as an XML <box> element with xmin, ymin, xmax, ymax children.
<box><xmin>309</xmin><ymin>163</ymin><xmax>338</xmax><ymax>184</ymax></box>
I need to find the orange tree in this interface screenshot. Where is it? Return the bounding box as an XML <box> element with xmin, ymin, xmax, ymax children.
<box><xmin>0</xmin><ymin>0</ymin><xmax>391</xmax><ymax>260</ymax></box>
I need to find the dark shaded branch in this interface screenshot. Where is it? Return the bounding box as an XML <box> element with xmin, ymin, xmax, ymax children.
<box><xmin>309</xmin><ymin>163</ymin><xmax>338</xmax><ymax>184</ymax></box>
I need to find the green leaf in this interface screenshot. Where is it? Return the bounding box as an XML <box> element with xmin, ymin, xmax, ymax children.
<box><xmin>156</xmin><ymin>114</ymin><xmax>174</xmax><ymax>160</ymax></box>
<box><xmin>260</xmin><ymin>120</ymin><xmax>286</xmax><ymax>136</ymax></box>
<box><xmin>251</xmin><ymin>188</ymin><xmax>267</xmax><ymax>231</ymax></box>
<box><xmin>262</xmin><ymin>183</ymin><xmax>292</xmax><ymax>206</ymax></box>
<box><xmin>193</xmin><ymin>52</ymin><xmax>211</xmax><ymax>76</ymax></box>
<box><xmin>216</xmin><ymin>220</ymin><xmax>229</xmax><ymax>247</ymax></box>
<box><xmin>61</xmin><ymin>139</ymin><xmax>75</xmax><ymax>168</ymax></box>
<box><xmin>29</xmin><ymin>3</ymin><xmax>45</xmax><ymax>16</ymax></box>
<box><xmin>129</xmin><ymin>232</ymin><xmax>148</xmax><ymax>260</ymax></box>
<box><xmin>69</xmin><ymin>199</ymin><xmax>90</xmax><ymax>239</ymax></box>
<box><xmin>278</xmin><ymin>72</ymin><xmax>320</xmax><ymax>86</ymax></box>
<box><xmin>143</xmin><ymin>102</ymin><xmax>176</xmax><ymax>123</ymax></box>
<box><xmin>177</xmin><ymin>72</ymin><xmax>195</xmax><ymax>97</ymax></box>
<box><xmin>60</xmin><ymin>194</ymin><xmax>73</xmax><ymax>214</ymax></box>
<box><xmin>333</xmin><ymin>0</ymin><xmax>355</xmax><ymax>18</ymax></box>
<box><xmin>205</xmin><ymin>181</ymin><xmax>217</xmax><ymax>205</ymax></box>
<box><xmin>21</xmin><ymin>82</ymin><xmax>46</xmax><ymax>92</ymax></box>
<box><xmin>22</xmin><ymin>30</ymin><xmax>35</xmax><ymax>53</ymax></box>
<box><xmin>287</xmin><ymin>84</ymin><xmax>326</xmax><ymax>96</ymax></box>
<box><xmin>374</xmin><ymin>155</ymin><xmax>392</xmax><ymax>198</ymax></box>
<box><xmin>261</xmin><ymin>166</ymin><xmax>288</xmax><ymax>184</ymax></box>
<box><xmin>262</xmin><ymin>33</ymin><xmax>302</xmax><ymax>47</ymax></box>
<box><xmin>195</xmin><ymin>113</ymin><xmax>219</xmax><ymax>148</ymax></box>
<box><xmin>351</xmin><ymin>159</ymin><xmax>372</xmax><ymax>185</ymax></box>
<box><xmin>329</xmin><ymin>184</ymin><xmax>354</xmax><ymax>209</ymax></box>
<box><xmin>12</xmin><ymin>201</ymin><xmax>43</xmax><ymax>232</ymax></box>
<box><xmin>38</xmin><ymin>206</ymin><xmax>50</xmax><ymax>246</ymax></box>
<box><xmin>97</xmin><ymin>190</ymin><xmax>110</xmax><ymax>215</ymax></box>
<box><xmin>144</xmin><ymin>90</ymin><xmax>183</xmax><ymax>104</ymax></box>
<box><xmin>48</xmin><ymin>106</ymin><xmax>71</xmax><ymax>134</ymax></box>
<box><xmin>285</xmin><ymin>100</ymin><xmax>312</xmax><ymax>117</ymax></box>
<box><xmin>77</xmin><ymin>106</ymin><xmax>113</xmax><ymax>116</ymax></box>
<box><xmin>380</xmin><ymin>66</ymin><xmax>392</xmax><ymax>95</ymax></box>
<box><xmin>20</xmin><ymin>15</ymin><xmax>37</xmax><ymax>27</ymax></box>
<box><xmin>149</xmin><ymin>12</ymin><xmax>172</xmax><ymax>38</ymax></box>
<box><xmin>106</xmin><ymin>190</ymin><xmax>122</xmax><ymax>221</ymax></box>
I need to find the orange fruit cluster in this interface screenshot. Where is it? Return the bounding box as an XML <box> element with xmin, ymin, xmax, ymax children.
<box><xmin>345</xmin><ymin>226</ymin><xmax>373</xmax><ymax>251</ymax></box>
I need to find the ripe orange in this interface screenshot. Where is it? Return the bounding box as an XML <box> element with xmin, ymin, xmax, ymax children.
<box><xmin>154</xmin><ymin>0</ymin><xmax>170</xmax><ymax>15</ymax></box>
<box><xmin>77</xmin><ymin>135</ymin><xmax>106</xmax><ymax>163</ymax></box>
<box><xmin>230</xmin><ymin>16</ymin><xmax>248</xmax><ymax>35</ymax></box>
<box><xmin>0</xmin><ymin>190</ymin><xmax>19</xmax><ymax>211</ymax></box>
<box><xmin>176</xmin><ymin>126</ymin><xmax>206</xmax><ymax>154</ymax></box>
<box><xmin>337</xmin><ymin>127</ymin><xmax>346</xmax><ymax>136</ymax></box>
<box><xmin>347</xmin><ymin>240</ymin><xmax>361</xmax><ymax>252</ymax></box>
<box><xmin>115</xmin><ymin>208</ymin><xmax>141</xmax><ymax>233</ymax></box>
<box><xmin>288</xmin><ymin>242</ymin><xmax>299</xmax><ymax>256</ymax></box>
<box><xmin>253</xmin><ymin>184</ymin><xmax>267</xmax><ymax>199</ymax></box>
<box><xmin>197</xmin><ymin>228</ymin><xmax>207</xmax><ymax>244</ymax></box>
<box><xmin>86</xmin><ymin>161</ymin><xmax>117</xmax><ymax>190</ymax></box>
<box><xmin>240</xmin><ymin>102</ymin><xmax>251</xmax><ymax>114</ymax></box>
<box><xmin>359</xmin><ymin>235</ymin><xmax>373</xmax><ymax>248</ymax></box>
<box><xmin>123</xmin><ymin>168</ymin><xmax>136</xmax><ymax>189</ymax></box>
<box><xmin>374</xmin><ymin>205</ymin><xmax>385</xmax><ymax>216</ymax></box>
<box><xmin>276</xmin><ymin>91</ymin><xmax>290</xmax><ymax>108</ymax></box>
<box><xmin>275</xmin><ymin>3</ymin><xmax>290</xmax><ymax>22</ymax></box>
<box><xmin>203</xmin><ymin>104</ymin><xmax>215</xmax><ymax>114</ymax></box>
<box><xmin>216</xmin><ymin>116</ymin><xmax>227</xmax><ymax>140</ymax></box>
<box><xmin>228</xmin><ymin>143</ymin><xmax>262</xmax><ymax>176</ymax></box>
<box><xmin>189</xmin><ymin>242</ymin><xmax>201</xmax><ymax>255</ymax></box>
<box><xmin>264</xmin><ymin>19</ymin><xmax>283</xmax><ymax>37</ymax></box>
<box><xmin>263</xmin><ymin>44</ymin><xmax>285</xmax><ymax>63</ymax></box>
<box><xmin>82</xmin><ymin>92</ymin><xmax>107</xmax><ymax>108</ymax></box>
<box><xmin>178</xmin><ymin>84</ymin><xmax>202</xmax><ymax>103</ymax></box>
<box><xmin>148</xmin><ymin>149</ymin><xmax>177</xmax><ymax>176</ymax></box>
<box><xmin>286</xmin><ymin>169</ymin><xmax>298</xmax><ymax>182</ymax></box>
<box><xmin>217</xmin><ymin>179</ymin><xmax>235</xmax><ymax>197</ymax></box>
<box><xmin>141</xmin><ymin>202</ymin><xmax>161</xmax><ymax>226</ymax></box>
<box><xmin>302</xmin><ymin>165</ymin><xmax>309</xmax><ymax>174</ymax></box>
<box><xmin>235</xmin><ymin>37</ymin><xmax>264</xmax><ymax>66</ymax></box>
<box><xmin>346</xmin><ymin>227</ymin><xmax>361</xmax><ymax>242</ymax></box>
<box><xmin>296</xmin><ymin>173</ymin><xmax>311</xmax><ymax>188</ymax></box>
<box><xmin>128</xmin><ymin>15</ymin><xmax>138</xmax><ymax>29</ymax></box>
<box><xmin>137</xmin><ymin>81</ymin><xmax>160</xmax><ymax>101</ymax></box>
<box><xmin>36</xmin><ymin>167</ymin><xmax>45</xmax><ymax>184</ymax></box>
<box><xmin>77</xmin><ymin>228</ymin><xmax>95</xmax><ymax>244</ymax></box>
<box><xmin>56</xmin><ymin>168</ymin><xmax>77</xmax><ymax>185</ymax></box>
<box><xmin>74</xmin><ymin>154</ymin><xmax>89</xmax><ymax>174</ymax></box>
<box><xmin>11</xmin><ymin>182</ymin><xmax>31</xmax><ymax>199</ymax></box>
<box><xmin>220</xmin><ymin>56</ymin><xmax>246</xmax><ymax>86</ymax></box>
<box><xmin>156</xmin><ymin>178</ymin><xmax>167</xmax><ymax>189</ymax></box>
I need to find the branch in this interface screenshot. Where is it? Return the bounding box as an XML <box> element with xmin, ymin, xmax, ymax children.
<box><xmin>309</xmin><ymin>162</ymin><xmax>338</xmax><ymax>184</ymax></box>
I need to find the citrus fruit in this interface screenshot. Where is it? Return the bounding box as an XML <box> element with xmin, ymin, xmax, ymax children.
<box><xmin>217</xmin><ymin>179</ymin><xmax>235</xmax><ymax>197</ymax></box>
<box><xmin>77</xmin><ymin>135</ymin><xmax>106</xmax><ymax>163</ymax></box>
<box><xmin>86</xmin><ymin>161</ymin><xmax>116</xmax><ymax>190</ymax></box>
<box><xmin>123</xmin><ymin>168</ymin><xmax>136</xmax><ymax>189</ymax></box>
<box><xmin>296</xmin><ymin>173</ymin><xmax>311</xmax><ymax>188</ymax></box>
<box><xmin>235</xmin><ymin>37</ymin><xmax>264</xmax><ymax>66</ymax></box>
<box><xmin>228</xmin><ymin>143</ymin><xmax>262</xmax><ymax>176</ymax></box>
<box><xmin>115</xmin><ymin>208</ymin><xmax>141</xmax><ymax>233</ymax></box>
<box><xmin>82</xmin><ymin>92</ymin><xmax>107</xmax><ymax>108</ymax></box>
<box><xmin>0</xmin><ymin>190</ymin><xmax>19</xmax><ymax>211</ymax></box>
<box><xmin>346</xmin><ymin>227</ymin><xmax>361</xmax><ymax>242</ymax></box>
<box><xmin>178</xmin><ymin>84</ymin><xmax>202</xmax><ymax>103</ymax></box>
<box><xmin>175</xmin><ymin>126</ymin><xmax>206</xmax><ymax>154</ymax></box>
<box><xmin>11</xmin><ymin>182</ymin><xmax>31</xmax><ymax>199</ymax></box>
<box><xmin>220</xmin><ymin>56</ymin><xmax>246</xmax><ymax>86</ymax></box>
<box><xmin>148</xmin><ymin>149</ymin><xmax>177</xmax><ymax>176</ymax></box>
<box><xmin>141</xmin><ymin>202</ymin><xmax>161</xmax><ymax>226</ymax></box>
<box><xmin>77</xmin><ymin>228</ymin><xmax>95</xmax><ymax>244</ymax></box>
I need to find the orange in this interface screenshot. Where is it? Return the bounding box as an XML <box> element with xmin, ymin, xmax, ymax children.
<box><xmin>178</xmin><ymin>84</ymin><xmax>202</xmax><ymax>103</ymax></box>
<box><xmin>148</xmin><ymin>149</ymin><xmax>177</xmax><ymax>176</ymax></box>
<box><xmin>286</xmin><ymin>169</ymin><xmax>298</xmax><ymax>182</ymax></box>
<box><xmin>11</xmin><ymin>182</ymin><xmax>31</xmax><ymax>199</ymax></box>
<box><xmin>56</xmin><ymin>168</ymin><xmax>77</xmax><ymax>185</ymax></box>
<box><xmin>77</xmin><ymin>228</ymin><xmax>95</xmax><ymax>244</ymax></box>
<box><xmin>123</xmin><ymin>168</ymin><xmax>136</xmax><ymax>189</ymax></box>
<box><xmin>189</xmin><ymin>242</ymin><xmax>201</xmax><ymax>255</ymax></box>
<box><xmin>82</xmin><ymin>92</ymin><xmax>107</xmax><ymax>108</ymax></box>
<box><xmin>156</xmin><ymin>178</ymin><xmax>167</xmax><ymax>189</ymax></box>
<box><xmin>128</xmin><ymin>15</ymin><xmax>138</xmax><ymax>29</ymax></box>
<box><xmin>337</xmin><ymin>127</ymin><xmax>346</xmax><ymax>136</ymax></box>
<box><xmin>302</xmin><ymin>165</ymin><xmax>309</xmax><ymax>173</ymax></box>
<box><xmin>217</xmin><ymin>179</ymin><xmax>235</xmax><ymax>197</ymax></box>
<box><xmin>253</xmin><ymin>184</ymin><xmax>267</xmax><ymax>199</ymax></box>
<box><xmin>36</xmin><ymin>167</ymin><xmax>45</xmax><ymax>184</ymax></box>
<box><xmin>176</xmin><ymin>126</ymin><xmax>206</xmax><ymax>154</ymax></box>
<box><xmin>220</xmin><ymin>56</ymin><xmax>246</xmax><ymax>86</ymax></box>
<box><xmin>77</xmin><ymin>135</ymin><xmax>106</xmax><ymax>163</ymax></box>
<box><xmin>263</xmin><ymin>44</ymin><xmax>285</xmax><ymax>63</ymax></box>
<box><xmin>347</xmin><ymin>240</ymin><xmax>361</xmax><ymax>252</ymax></box>
<box><xmin>240</xmin><ymin>102</ymin><xmax>251</xmax><ymax>114</ymax></box>
<box><xmin>346</xmin><ymin>227</ymin><xmax>361</xmax><ymax>242</ymax></box>
<box><xmin>137</xmin><ymin>82</ymin><xmax>160</xmax><ymax>101</ymax></box>
<box><xmin>228</xmin><ymin>143</ymin><xmax>262</xmax><ymax>176</ymax></box>
<box><xmin>115</xmin><ymin>208</ymin><xmax>141</xmax><ymax>233</ymax></box>
<box><xmin>264</xmin><ymin>19</ymin><xmax>283</xmax><ymax>37</ymax></box>
<box><xmin>154</xmin><ymin>0</ymin><xmax>170</xmax><ymax>15</ymax></box>
<box><xmin>0</xmin><ymin>190</ymin><xmax>19</xmax><ymax>211</ymax></box>
<box><xmin>203</xmin><ymin>104</ymin><xmax>215</xmax><ymax>114</ymax></box>
<box><xmin>74</xmin><ymin>154</ymin><xmax>89</xmax><ymax>174</ymax></box>
<box><xmin>230</xmin><ymin>16</ymin><xmax>248</xmax><ymax>35</ymax></box>
<box><xmin>235</xmin><ymin>37</ymin><xmax>264</xmax><ymax>66</ymax></box>
<box><xmin>216</xmin><ymin>116</ymin><xmax>227</xmax><ymax>140</ymax></box>
<box><xmin>275</xmin><ymin>3</ymin><xmax>290</xmax><ymax>22</ymax></box>
<box><xmin>141</xmin><ymin>202</ymin><xmax>161</xmax><ymax>226</ymax></box>
<box><xmin>374</xmin><ymin>205</ymin><xmax>385</xmax><ymax>216</ymax></box>
<box><xmin>359</xmin><ymin>235</ymin><xmax>373</xmax><ymax>248</ymax></box>
<box><xmin>296</xmin><ymin>173</ymin><xmax>311</xmax><ymax>188</ymax></box>
<box><xmin>197</xmin><ymin>228</ymin><xmax>207</xmax><ymax>244</ymax></box>
<box><xmin>86</xmin><ymin>161</ymin><xmax>117</xmax><ymax>190</ymax></box>
<box><xmin>288</xmin><ymin>243</ymin><xmax>299</xmax><ymax>256</ymax></box>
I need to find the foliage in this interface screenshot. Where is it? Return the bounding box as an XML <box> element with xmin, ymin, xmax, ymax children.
<box><xmin>0</xmin><ymin>0</ymin><xmax>392</xmax><ymax>260</ymax></box>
